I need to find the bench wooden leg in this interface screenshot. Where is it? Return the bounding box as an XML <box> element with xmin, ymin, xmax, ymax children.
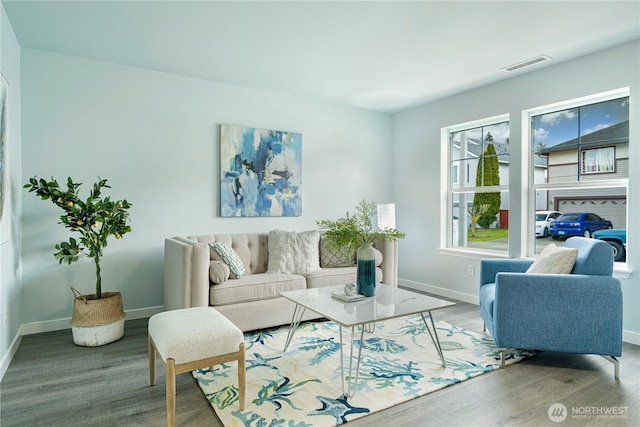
<box><xmin>149</xmin><ymin>336</ymin><xmax>156</xmax><ymax>386</ymax></box>
<box><xmin>238</xmin><ymin>342</ymin><xmax>246</xmax><ymax>411</ymax></box>
<box><xmin>166</xmin><ymin>359</ymin><xmax>176</xmax><ymax>427</ymax></box>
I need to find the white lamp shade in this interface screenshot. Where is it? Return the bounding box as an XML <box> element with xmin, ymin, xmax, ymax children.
<box><xmin>377</xmin><ymin>203</ymin><xmax>396</xmax><ymax>230</ymax></box>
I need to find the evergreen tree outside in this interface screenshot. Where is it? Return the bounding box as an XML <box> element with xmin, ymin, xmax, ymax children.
<box><xmin>473</xmin><ymin>132</ymin><xmax>501</xmax><ymax>229</ymax></box>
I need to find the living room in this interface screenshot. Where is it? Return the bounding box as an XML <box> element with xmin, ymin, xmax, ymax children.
<box><xmin>0</xmin><ymin>1</ymin><xmax>638</xmax><ymax>425</ymax></box>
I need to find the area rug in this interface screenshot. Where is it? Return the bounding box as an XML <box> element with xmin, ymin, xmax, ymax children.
<box><xmin>193</xmin><ymin>314</ymin><xmax>532</xmax><ymax>426</ymax></box>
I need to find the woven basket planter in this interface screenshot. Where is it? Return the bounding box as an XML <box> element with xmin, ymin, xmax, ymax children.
<box><xmin>70</xmin><ymin>288</ymin><xmax>127</xmax><ymax>347</ymax></box>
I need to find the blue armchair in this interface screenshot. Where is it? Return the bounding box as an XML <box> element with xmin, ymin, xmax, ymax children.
<box><xmin>479</xmin><ymin>237</ymin><xmax>623</xmax><ymax>379</ymax></box>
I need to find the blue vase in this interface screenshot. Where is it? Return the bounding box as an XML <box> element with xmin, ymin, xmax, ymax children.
<box><xmin>356</xmin><ymin>242</ymin><xmax>376</xmax><ymax>297</ymax></box>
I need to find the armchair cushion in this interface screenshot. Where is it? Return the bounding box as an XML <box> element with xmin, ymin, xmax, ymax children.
<box><xmin>525</xmin><ymin>243</ymin><xmax>578</xmax><ymax>274</ymax></box>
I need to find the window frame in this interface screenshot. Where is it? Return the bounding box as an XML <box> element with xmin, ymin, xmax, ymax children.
<box><xmin>523</xmin><ymin>87</ymin><xmax>630</xmax><ymax>262</ymax></box>
<box><xmin>440</xmin><ymin>113</ymin><xmax>510</xmax><ymax>255</ymax></box>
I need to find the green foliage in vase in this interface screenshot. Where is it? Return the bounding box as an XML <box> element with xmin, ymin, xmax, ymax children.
<box><xmin>24</xmin><ymin>176</ymin><xmax>132</xmax><ymax>299</ymax></box>
<box><xmin>316</xmin><ymin>199</ymin><xmax>405</xmax><ymax>255</ymax></box>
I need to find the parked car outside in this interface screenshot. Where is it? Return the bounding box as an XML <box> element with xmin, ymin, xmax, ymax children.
<box><xmin>535</xmin><ymin>210</ymin><xmax>562</xmax><ymax>237</ymax></box>
<box><xmin>549</xmin><ymin>212</ymin><xmax>612</xmax><ymax>239</ymax></box>
<box><xmin>593</xmin><ymin>229</ymin><xmax>627</xmax><ymax>262</ymax></box>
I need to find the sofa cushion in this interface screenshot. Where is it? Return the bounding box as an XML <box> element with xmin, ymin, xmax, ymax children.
<box><xmin>209</xmin><ymin>261</ymin><xmax>230</xmax><ymax>284</ymax></box>
<box><xmin>303</xmin><ymin>266</ymin><xmax>383</xmax><ymax>289</ymax></box>
<box><xmin>209</xmin><ymin>273</ymin><xmax>306</xmax><ymax>306</ymax></box>
<box><xmin>209</xmin><ymin>241</ymin><xmax>246</xmax><ymax>278</ymax></box>
<box><xmin>267</xmin><ymin>230</ymin><xmax>321</xmax><ymax>274</ymax></box>
<box><xmin>320</xmin><ymin>236</ymin><xmax>355</xmax><ymax>268</ymax></box>
<box><xmin>303</xmin><ymin>267</ymin><xmax>357</xmax><ymax>289</ymax></box>
<box><xmin>526</xmin><ymin>243</ymin><xmax>578</xmax><ymax>274</ymax></box>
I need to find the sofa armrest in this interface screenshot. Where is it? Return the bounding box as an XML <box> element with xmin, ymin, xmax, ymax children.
<box><xmin>493</xmin><ymin>272</ymin><xmax>622</xmax><ymax>356</ymax></box>
<box><xmin>164</xmin><ymin>237</ymin><xmax>211</xmax><ymax>310</ymax></box>
<box><xmin>375</xmin><ymin>239</ymin><xmax>398</xmax><ymax>287</ymax></box>
<box><xmin>480</xmin><ymin>259</ymin><xmax>532</xmax><ymax>286</ymax></box>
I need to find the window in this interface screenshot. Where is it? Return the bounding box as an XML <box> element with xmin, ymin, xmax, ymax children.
<box><xmin>443</xmin><ymin>115</ymin><xmax>510</xmax><ymax>252</ymax></box>
<box><xmin>581</xmin><ymin>147</ymin><xmax>615</xmax><ymax>174</ymax></box>
<box><xmin>528</xmin><ymin>89</ymin><xmax>629</xmax><ymax>261</ymax></box>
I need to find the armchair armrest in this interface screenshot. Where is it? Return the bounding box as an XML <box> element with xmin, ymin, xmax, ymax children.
<box><xmin>480</xmin><ymin>259</ymin><xmax>532</xmax><ymax>286</ymax></box>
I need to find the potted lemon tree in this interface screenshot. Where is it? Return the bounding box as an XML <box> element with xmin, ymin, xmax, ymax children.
<box><xmin>317</xmin><ymin>200</ymin><xmax>405</xmax><ymax>297</ymax></box>
<box><xmin>24</xmin><ymin>176</ymin><xmax>132</xmax><ymax>346</ymax></box>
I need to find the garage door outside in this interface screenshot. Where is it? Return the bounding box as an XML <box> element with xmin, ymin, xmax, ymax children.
<box><xmin>555</xmin><ymin>197</ymin><xmax>626</xmax><ymax>229</ymax></box>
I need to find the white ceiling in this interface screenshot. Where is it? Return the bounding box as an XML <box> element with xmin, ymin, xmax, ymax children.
<box><xmin>3</xmin><ymin>0</ymin><xmax>640</xmax><ymax>113</ymax></box>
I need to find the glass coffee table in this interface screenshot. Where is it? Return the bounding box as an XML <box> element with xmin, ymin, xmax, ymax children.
<box><xmin>279</xmin><ymin>284</ymin><xmax>455</xmax><ymax>397</ymax></box>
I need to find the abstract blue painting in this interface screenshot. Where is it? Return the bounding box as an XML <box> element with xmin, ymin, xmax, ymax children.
<box><xmin>220</xmin><ymin>124</ymin><xmax>302</xmax><ymax>217</ymax></box>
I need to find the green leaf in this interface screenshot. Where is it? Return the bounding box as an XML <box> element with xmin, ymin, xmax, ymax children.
<box><xmin>24</xmin><ymin>176</ymin><xmax>133</xmax><ymax>295</ymax></box>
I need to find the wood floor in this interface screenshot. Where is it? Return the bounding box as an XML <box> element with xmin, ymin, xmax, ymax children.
<box><xmin>1</xmin><ymin>295</ymin><xmax>638</xmax><ymax>427</ymax></box>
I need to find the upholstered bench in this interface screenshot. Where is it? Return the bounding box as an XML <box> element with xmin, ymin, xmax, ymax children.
<box><xmin>148</xmin><ymin>307</ymin><xmax>245</xmax><ymax>426</ymax></box>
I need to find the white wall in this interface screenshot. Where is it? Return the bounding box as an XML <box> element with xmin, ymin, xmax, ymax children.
<box><xmin>8</xmin><ymin>28</ymin><xmax>640</xmax><ymax>380</ymax></box>
<box><xmin>20</xmin><ymin>49</ymin><xmax>393</xmax><ymax>330</ymax></box>
<box><xmin>392</xmin><ymin>40</ymin><xmax>640</xmax><ymax>344</ymax></box>
<box><xmin>0</xmin><ymin>5</ymin><xmax>22</xmax><ymax>378</ymax></box>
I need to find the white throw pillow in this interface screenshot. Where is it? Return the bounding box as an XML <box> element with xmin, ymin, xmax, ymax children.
<box><xmin>209</xmin><ymin>241</ymin><xmax>246</xmax><ymax>278</ymax></box>
<box><xmin>526</xmin><ymin>243</ymin><xmax>579</xmax><ymax>274</ymax></box>
<box><xmin>267</xmin><ymin>230</ymin><xmax>321</xmax><ymax>274</ymax></box>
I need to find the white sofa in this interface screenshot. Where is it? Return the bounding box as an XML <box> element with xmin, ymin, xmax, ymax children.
<box><xmin>163</xmin><ymin>231</ymin><xmax>398</xmax><ymax>332</ymax></box>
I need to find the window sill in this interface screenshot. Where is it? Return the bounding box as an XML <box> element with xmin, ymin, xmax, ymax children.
<box><xmin>613</xmin><ymin>265</ymin><xmax>632</xmax><ymax>280</ymax></box>
<box><xmin>440</xmin><ymin>247</ymin><xmax>633</xmax><ymax>280</ymax></box>
<box><xmin>439</xmin><ymin>247</ymin><xmax>510</xmax><ymax>260</ymax></box>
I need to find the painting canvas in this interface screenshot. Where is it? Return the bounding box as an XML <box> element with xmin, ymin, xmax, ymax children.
<box><xmin>220</xmin><ymin>124</ymin><xmax>302</xmax><ymax>217</ymax></box>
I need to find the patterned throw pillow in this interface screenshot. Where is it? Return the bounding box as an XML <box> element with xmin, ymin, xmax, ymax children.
<box><xmin>320</xmin><ymin>236</ymin><xmax>355</xmax><ymax>268</ymax></box>
<box><xmin>209</xmin><ymin>242</ymin><xmax>246</xmax><ymax>279</ymax></box>
<box><xmin>526</xmin><ymin>243</ymin><xmax>578</xmax><ymax>274</ymax></box>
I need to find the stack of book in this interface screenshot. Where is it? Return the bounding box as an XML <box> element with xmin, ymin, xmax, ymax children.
<box><xmin>331</xmin><ymin>290</ymin><xmax>366</xmax><ymax>302</ymax></box>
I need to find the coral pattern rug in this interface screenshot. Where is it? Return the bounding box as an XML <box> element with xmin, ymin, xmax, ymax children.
<box><xmin>193</xmin><ymin>315</ymin><xmax>531</xmax><ymax>426</ymax></box>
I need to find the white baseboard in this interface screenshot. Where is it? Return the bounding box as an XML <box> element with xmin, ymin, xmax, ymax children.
<box><xmin>399</xmin><ymin>278</ymin><xmax>479</xmax><ymax>305</ymax></box>
<box><xmin>21</xmin><ymin>305</ymin><xmax>164</xmax><ymax>335</ymax></box>
<box><xmin>0</xmin><ymin>329</ymin><xmax>22</xmax><ymax>381</ymax></box>
<box><xmin>623</xmin><ymin>330</ymin><xmax>640</xmax><ymax>346</ymax></box>
<box><xmin>398</xmin><ymin>278</ymin><xmax>639</xmax><ymax>346</ymax></box>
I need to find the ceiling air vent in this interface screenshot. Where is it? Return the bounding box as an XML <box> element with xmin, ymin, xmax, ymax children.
<box><xmin>502</xmin><ymin>55</ymin><xmax>551</xmax><ymax>72</ymax></box>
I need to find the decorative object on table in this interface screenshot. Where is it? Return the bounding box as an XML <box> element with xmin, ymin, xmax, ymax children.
<box><xmin>331</xmin><ymin>289</ymin><xmax>366</xmax><ymax>302</ymax></box>
<box><xmin>220</xmin><ymin>124</ymin><xmax>302</xmax><ymax>217</ymax></box>
<box><xmin>343</xmin><ymin>282</ymin><xmax>357</xmax><ymax>296</ymax></box>
<box><xmin>317</xmin><ymin>200</ymin><xmax>405</xmax><ymax>296</ymax></box>
<box><xmin>193</xmin><ymin>315</ymin><xmax>534</xmax><ymax>427</ymax></box>
<box><xmin>24</xmin><ymin>176</ymin><xmax>132</xmax><ymax>346</ymax></box>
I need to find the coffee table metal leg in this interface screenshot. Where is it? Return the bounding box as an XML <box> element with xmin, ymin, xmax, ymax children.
<box><xmin>420</xmin><ymin>311</ymin><xmax>446</xmax><ymax>367</ymax></box>
<box><xmin>339</xmin><ymin>324</ymin><xmax>365</xmax><ymax>398</ymax></box>
<box><xmin>283</xmin><ymin>304</ymin><xmax>307</xmax><ymax>352</ymax></box>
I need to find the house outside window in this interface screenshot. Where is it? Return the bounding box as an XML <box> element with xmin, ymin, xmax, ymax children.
<box><xmin>528</xmin><ymin>89</ymin><xmax>629</xmax><ymax>261</ymax></box>
<box><xmin>444</xmin><ymin>115</ymin><xmax>509</xmax><ymax>252</ymax></box>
